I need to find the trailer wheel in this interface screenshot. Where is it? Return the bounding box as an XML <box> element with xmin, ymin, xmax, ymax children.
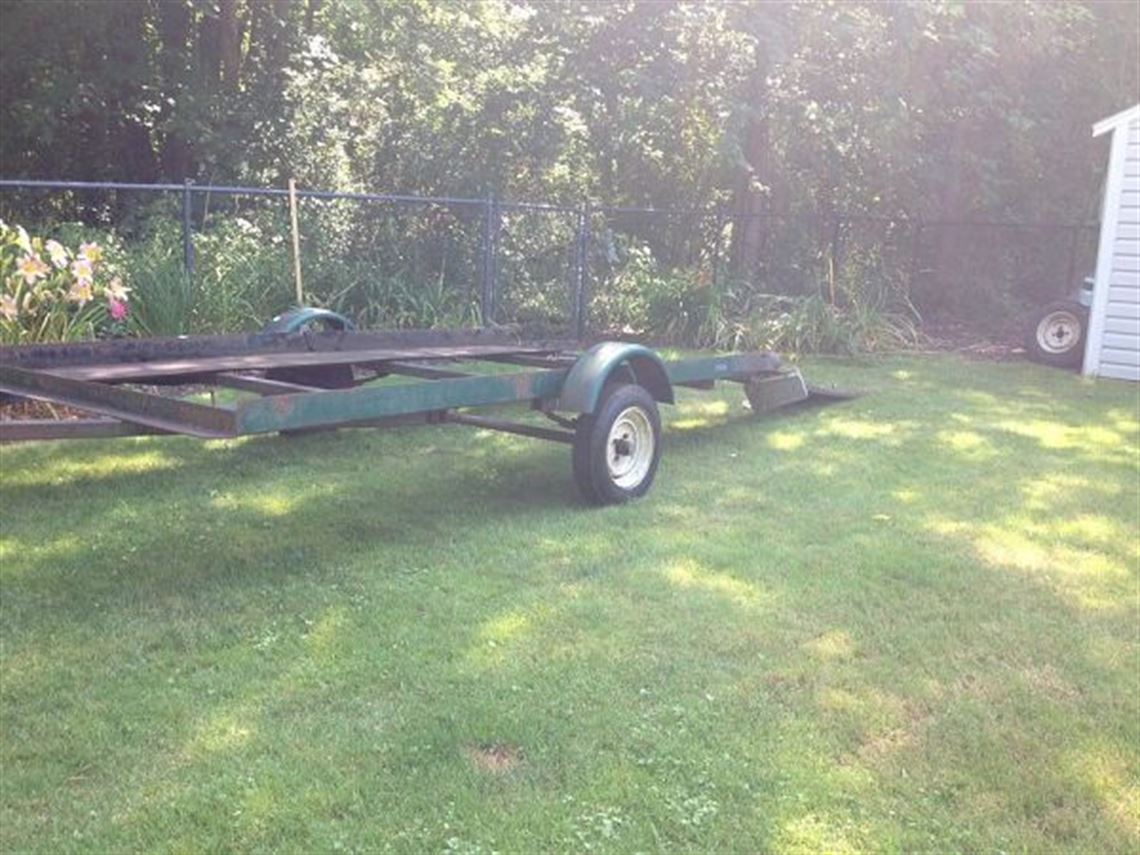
<box><xmin>1026</xmin><ymin>300</ymin><xmax>1088</xmax><ymax>368</ymax></box>
<box><xmin>572</xmin><ymin>383</ymin><xmax>662</xmax><ymax>505</ymax></box>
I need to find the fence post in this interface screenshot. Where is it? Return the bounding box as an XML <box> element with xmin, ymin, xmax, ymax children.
<box><xmin>1063</xmin><ymin>225</ymin><xmax>1081</xmax><ymax>293</ymax></box>
<box><xmin>906</xmin><ymin>223</ymin><xmax>924</xmax><ymax>298</ymax></box>
<box><xmin>710</xmin><ymin>211</ymin><xmax>723</xmax><ymax>292</ymax></box>
<box><xmin>288</xmin><ymin>178</ymin><xmax>304</xmax><ymax>306</ymax></box>
<box><xmin>481</xmin><ymin>195</ymin><xmax>497</xmax><ymax>326</ymax></box>
<box><xmin>573</xmin><ymin>201</ymin><xmax>590</xmax><ymax>340</ymax></box>
<box><xmin>181</xmin><ymin>179</ymin><xmax>195</xmax><ymax>281</ymax></box>
<box><xmin>829</xmin><ymin>216</ymin><xmax>844</xmax><ymax>303</ymax></box>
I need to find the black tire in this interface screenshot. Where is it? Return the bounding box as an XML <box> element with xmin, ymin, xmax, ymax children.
<box><xmin>1025</xmin><ymin>300</ymin><xmax>1088</xmax><ymax>368</ymax></box>
<box><xmin>572</xmin><ymin>383</ymin><xmax>662</xmax><ymax>505</ymax></box>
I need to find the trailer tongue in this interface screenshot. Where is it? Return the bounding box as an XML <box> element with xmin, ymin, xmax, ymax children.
<box><xmin>0</xmin><ymin>319</ymin><xmax>851</xmax><ymax>504</ymax></box>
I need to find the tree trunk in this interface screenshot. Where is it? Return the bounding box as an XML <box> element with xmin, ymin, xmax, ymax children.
<box><xmin>728</xmin><ymin>108</ymin><xmax>770</xmax><ymax>283</ymax></box>
<box><xmin>154</xmin><ymin>0</ymin><xmax>195</xmax><ymax>180</ymax></box>
<box><xmin>219</xmin><ymin>0</ymin><xmax>242</xmax><ymax>87</ymax></box>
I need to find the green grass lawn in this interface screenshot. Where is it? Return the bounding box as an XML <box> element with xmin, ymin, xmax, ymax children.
<box><xmin>1</xmin><ymin>353</ymin><xmax>1137</xmax><ymax>854</ymax></box>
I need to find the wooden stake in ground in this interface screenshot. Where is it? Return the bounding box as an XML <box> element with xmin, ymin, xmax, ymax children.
<box><xmin>288</xmin><ymin>178</ymin><xmax>303</xmax><ymax>306</ymax></box>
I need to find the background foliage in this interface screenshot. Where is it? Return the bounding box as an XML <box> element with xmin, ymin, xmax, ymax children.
<box><xmin>0</xmin><ymin>0</ymin><xmax>1136</xmax><ymax>344</ymax></box>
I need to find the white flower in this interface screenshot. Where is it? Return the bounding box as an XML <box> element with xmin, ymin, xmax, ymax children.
<box><xmin>70</xmin><ymin>257</ymin><xmax>93</xmax><ymax>284</ymax></box>
<box><xmin>67</xmin><ymin>279</ymin><xmax>93</xmax><ymax>306</ymax></box>
<box><xmin>78</xmin><ymin>242</ymin><xmax>103</xmax><ymax>263</ymax></box>
<box><xmin>16</xmin><ymin>254</ymin><xmax>49</xmax><ymax>285</ymax></box>
<box><xmin>15</xmin><ymin>225</ymin><xmax>32</xmax><ymax>254</ymax></box>
<box><xmin>105</xmin><ymin>276</ymin><xmax>131</xmax><ymax>302</ymax></box>
<box><xmin>45</xmin><ymin>239</ymin><xmax>69</xmax><ymax>269</ymax></box>
<box><xmin>0</xmin><ymin>293</ymin><xmax>17</xmax><ymax>322</ymax></box>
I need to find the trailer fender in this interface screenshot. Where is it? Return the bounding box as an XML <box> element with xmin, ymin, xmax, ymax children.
<box><xmin>258</xmin><ymin>307</ymin><xmax>355</xmax><ymax>336</ymax></box>
<box><xmin>558</xmin><ymin>342</ymin><xmax>674</xmax><ymax>414</ymax></box>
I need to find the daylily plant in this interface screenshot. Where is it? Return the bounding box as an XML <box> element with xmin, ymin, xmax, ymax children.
<box><xmin>0</xmin><ymin>221</ymin><xmax>136</xmax><ymax>344</ymax></box>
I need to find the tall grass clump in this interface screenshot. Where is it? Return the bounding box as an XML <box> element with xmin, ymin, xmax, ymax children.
<box><xmin>591</xmin><ymin>239</ymin><xmax>922</xmax><ymax>355</ymax></box>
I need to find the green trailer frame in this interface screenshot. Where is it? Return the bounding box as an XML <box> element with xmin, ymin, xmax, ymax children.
<box><xmin>0</xmin><ymin>314</ymin><xmax>842</xmax><ymax>503</ymax></box>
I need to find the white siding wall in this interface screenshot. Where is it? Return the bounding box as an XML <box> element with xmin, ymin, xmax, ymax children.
<box><xmin>1086</xmin><ymin>114</ymin><xmax>1140</xmax><ymax>381</ymax></box>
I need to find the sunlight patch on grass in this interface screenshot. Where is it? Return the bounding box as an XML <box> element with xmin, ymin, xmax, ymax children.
<box><xmin>1069</xmin><ymin>746</ymin><xmax>1140</xmax><ymax>844</ymax></box>
<box><xmin>774</xmin><ymin>813</ymin><xmax>863</xmax><ymax>855</ymax></box>
<box><xmin>1055</xmin><ymin>514</ymin><xmax>1132</xmax><ymax>548</ymax></box>
<box><xmin>937</xmin><ymin>428</ymin><xmax>993</xmax><ymax>457</ymax></box>
<box><xmin>304</xmin><ymin>606</ymin><xmax>348</xmax><ymax>659</ymax></box>
<box><xmin>187</xmin><ymin>707</ymin><xmax>257</xmax><ymax>758</ymax></box>
<box><xmin>996</xmin><ymin>418</ymin><xmax>1128</xmax><ymax>452</ymax></box>
<box><xmin>0</xmin><ymin>446</ymin><xmax>178</xmax><ymax>487</ymax></box>
<box><xmin>767</xmin><ymin>430</ymin><xmax>806</xmax><ymax>451</ymax></box>
<box><xmin>482</xmin><ymin>610</ymin><xmax>531</xmax><ymax>643</ymax></box>
<box><xmin>669</xmin><ymin>398</ymin><xmax>731</xmax><ymax>431</ymax></box>
<box><xmin>1019</xmin><ymin>472</ymin><xmax>1117</xmax><ymax>508</ymax></box>
<box><xmin>466</xmin><ymin>605</ymin><xmax>552</xmax><ymax>669</ymax></box>
<box><xmin>816</xmin><ymin>416</ymin><xmax>909</xmax><ymax>443</ymax></box>
<box><xmin>817</xmin><ymin>686</ymin><xmax>861</xmax><ymax>713</ymax></box>
<box><xmin>924</xmin><ymin>516</ymin><xmax>970</xmax><ymax>537</ymax></box>
<box><xmin>972</xmin><ymin>525</ymin><xmax>1131</xmax><ymax>612</ymax></box>
<box><xmin>662</xmin><ymin>559</ymin><xmax>766</xmax><ymax>607</ymax></box>
<box><xmin>0</xmin><ymin>534</ymin><xmax>83</xmax><ymax>577</ymax></box>
<box><xmin>803</xmin><ymin>629</ymin><xmax>855</xmax><ymax>661</ymax></box>
<box><xmin>974</xmin><ymin>525</ymin><xmax>1128</xmax><ymax>578</ymax></box>
<box><xmin>210</xmin><ymin>482</ymin><xmax>338</xmax><ymax>517</ymax></box>
<box><xmin>1105</xmin><ymin>407</ymin><xmax>1140</xmax><ymax>435</ymax></box>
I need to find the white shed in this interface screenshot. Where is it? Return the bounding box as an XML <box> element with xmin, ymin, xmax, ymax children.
<box><xmin>1084</xmin><ymin>104</ymin><xmax>1140</xmax><ymax>381</ymax></box>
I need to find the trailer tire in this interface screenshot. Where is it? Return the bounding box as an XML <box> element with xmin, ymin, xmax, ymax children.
<box><xmin>572</xmin><ymin>383</ymin><xmax>662</xmax><ymax>505</ymax></box>
<box><xmin>1025</xmin><ymin>300</ymin><xmax>1088</xmax><ymax>368</ymax></box>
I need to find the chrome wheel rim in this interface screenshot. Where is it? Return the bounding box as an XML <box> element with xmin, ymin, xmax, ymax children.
<box><xmin>1036</xmin><ymin>311</ymin><xmax>1081</xmax><ymax>354</ymax></box>
<box><xmin>606</xmin><ymin>406</ymin><xmax>654</xmax><ymax>489</ymax></box>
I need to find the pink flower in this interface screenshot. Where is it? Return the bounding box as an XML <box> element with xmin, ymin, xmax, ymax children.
<box><xmin>108</xmin><ymin>298</ymin><xmax>128</xmax><ymax>321</ymax></box>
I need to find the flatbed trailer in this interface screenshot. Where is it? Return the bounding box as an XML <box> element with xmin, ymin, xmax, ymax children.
<box><xmin>0</xmin><ymin>309</ymin><xmax>844</xmax><ymax>504</ymax></box>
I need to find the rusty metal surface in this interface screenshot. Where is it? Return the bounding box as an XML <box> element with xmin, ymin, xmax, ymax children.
<box><xmin>213</xmin><ymin>373</ymin><xmax>324</xmax><ymax>396</ymax></box>
<box><xmin>0</xmin><ymin>418</ymin><xmax>163</xmax><ymax>442</ymax></box>
<box><xmin>0</xmin><ymin>364</ymin><xmax>236</xmax><ymax>437</ymax></box>
<box><xmin>43</xmin><ymin>345</ymin><xmax>560</xmax><ymax>384</ymax></box>
<box><xmin>234</xmin><ymin>369</ymin><xmax>569</xmax><ymax>435</ymax></box>
<box><xmin>0</xmin><ymin>336</ymin><xmax>816</xmax><ymax>447</ymax></box>
<box><xmin>744</xmin><ymin>370</ymin><xmax>811</xmax><ymax>414</ymax></box>
<box><xmin>378</xmin><ymin>361</ymin><xmax>474</xmax><ymax>380</ymax></box>
<box><xmin>445</xmin><ymin>412</ymin><xmax>575</xmax><ymax>444</ymax></box>
<box><xmin>0</xmin><ymin>328</ymin><xmax>576</xmax><ymax>371</ymax></box>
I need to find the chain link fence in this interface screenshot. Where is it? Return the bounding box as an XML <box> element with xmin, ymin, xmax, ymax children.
<box><xmin>0</xmin><ymin>179</ymin><xmax>1099</xmax><ymax>339</ymax></box>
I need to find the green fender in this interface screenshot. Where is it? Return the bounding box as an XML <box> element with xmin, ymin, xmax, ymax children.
<box><xmin>258</xmin><ymin>307</ymin><xmax>355</xmax><ymax>335</ymax></box>
<box><xmin>558</xmin><ymin>342</ymin><xmax>674</xmax><ymax>414</ymax></box>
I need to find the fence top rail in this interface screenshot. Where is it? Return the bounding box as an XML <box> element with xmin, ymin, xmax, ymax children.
<box><xmin>0</xmin><ymin>179</ymin><xmax>493</xmax><ymax>208</ymax></box>
<box><xmin>0</xmin><ymin>178</ymin><xmax>1097</xmax><ymax>230</ymax></box>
